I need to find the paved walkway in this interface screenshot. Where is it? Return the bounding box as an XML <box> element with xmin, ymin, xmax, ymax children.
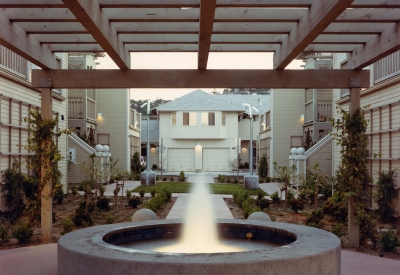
<box><xmin>1</xmin><ymin>174</ymin><xmax>400</xmax><ymax>274</ymax></box>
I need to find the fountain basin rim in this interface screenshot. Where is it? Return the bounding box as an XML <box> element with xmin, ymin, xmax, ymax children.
<box><xmin>58</xmin><ymin>219</ymin><xmax>340</xmax><ymax>264</ymax></box>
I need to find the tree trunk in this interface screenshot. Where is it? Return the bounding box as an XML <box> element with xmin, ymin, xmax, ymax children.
<box><xmin>314</xmin><ymin>185</ymin><xmax>319</xmax><ymax>211</ymax></box>
<box><xmin>284</xmin><ymin>189</ymin><xmax>288</xmax><ymax>210</ymax></box>
<box><xmin>86</xmin><ymin>184</ymin><xmax>91</xmax><ymax>213</ymax></box>
<box><xmin>114</xmin><ymin>181</ymin><xmax>118</xmax><ymax>208</ymax></box>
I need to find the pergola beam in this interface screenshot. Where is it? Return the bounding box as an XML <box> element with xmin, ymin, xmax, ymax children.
<box><xmin>62</xmin><ymin>0</ymin><xmax>130</xmax><ymax>69</ymax></box>
<box><xmin>198</xmin><ymin>0</ymin><xmax>216</xmax><ymax>69</ymax></box>
<box><xmin>0</xmin><ymin>12</ymin><xmax>59</xmax><ymax>69</ymax></box>
<box><xmin>31</xmin><ymin>69</ymin><xmax>370</xmax><ymax>89</ymax></box>
<box><xmin>273</xmin><ymin>0</ymin><xmax>354</xmax><ymax>69</ymax></box>
<box><xmin>350</xmin><ymin>22</ymin><xmax>400</xmax><ymax>69</ymax></box>
<box><xmin>2</xmin><ymin>0</ymin><xmax>399</xmax><ymax>9</ymax></box>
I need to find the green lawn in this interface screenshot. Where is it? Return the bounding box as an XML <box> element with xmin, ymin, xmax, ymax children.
<box><xmin>132</xmin><ymin>182</ymin><xmax>267</xmax><ymax>196</ymax></box>
<box><xmin>132</xmin><ymin>182</ymin><xmax>192</xmax><ymax>193</ymax></box>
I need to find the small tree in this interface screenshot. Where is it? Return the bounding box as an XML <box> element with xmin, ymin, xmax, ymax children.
<box><xmin>113</xmin><ymin>167</ymin><xmax>131</xmax><ymax>207</ymax></box>
<box><xmin>311</xmin><ymin>161</ymin><xmax>325</xmax><ymax>211</ymax></box>
<box><xmin>130</xmin><ymin>152</ymin><xmax>141</xmax><ymax>174</ymax></box>
<box><xmin>228</xmin><ymin>158</ymin><xmax>239</xmax><ymax>179</ymax></box>
<box><xmin>258</xmin><ymin>154</ymin><xmax>268</xmax><ymax>178</ymax></box>
<box><xmin>159</xmin><ymin>156</ymin><xmax>167</xmax><ymax>177</ymax></box>
<box><xmin>273</xmin><ymin>161</ymin><xmax>297</xmax><ymax>210</ymax></box>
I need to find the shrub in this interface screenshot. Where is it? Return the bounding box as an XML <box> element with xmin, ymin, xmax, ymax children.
<box><xmin>169</xmin><ymin>176</ymin><xmax>174</xmax><ymax>181</ymax></box>
<box><xmin>71</xmin><ymin>186</ymin><xmax>78</xmax><ymax>195</ymax></box>
<box><xmin>374</xmin><ymin>170</ymin><xmax>398</xmax><ymax>223</ymax></box>
<box><xmin>11</xmin><ymin>222</ymin><xmax>34</xmax><ymax>244</ymax></box>
<box><xmin>244</xmin><ymin>162</ymin><xmax>249</xmax><ymax>169</ymax></box>
<box><xmin>126</xmin><ymin>189</ymin><xmax>132</xmax><ymax>199</ymax></box>
<box><xmin>96</xmin><ymin>197</ymin><xmax>111</xmax><ymax>211</ymax></box>
<box><xmin>255</xmin><ymin>198</ymin><xmax>270</xmax><ymax>210</ymax></box>
<box><xmin>128</xmin><ymin>197</ymin><xmax>142</xmax><ymax>208</ymax></box>
<box><xmin>156</xmin><ymin>175</ymin><xmax>160</xmax><ymax>181</ymax></box>
<box><xmin>287</xmin><ymin>189</ymin><xmax>295</xmax><ymax>201</ymax></box>
<box><xmin>380</xmin><ymin>227</ymin><xmax>400</xmax><ymax>252</ymax></box>
<box><xmin>257</xmin><ymin>189</ymin><xmax>265</xmax><ymax>200</ymax></box>
<box><xmin>271</xmin><ymin>177</ymin><xmax>276</xmax><ymax>182</ymax></box>
<box><xmin>78</xmin><ymin>201</ymin><xmax>95</xmax><ymax>213</ymax></box>
<box><xmin>258</xmin><ymin>155</ymin><xmax>268</xmax><ymax>178</ymax></box>
<box><xmin>163</xmin><ymin>177</ymin><xmax>167</xmax><ymax>181</ymax></box>
<box><xmin>179</xmin><ymin>171</ymin><xmax>185</xmax><ymax>182</ymax></box>
<box><xmin>322</xmin><ymin>193</ymin><xmax>347</xmax><ymax>223</ymax></box>
<box><xmin>72</xmin><ymin>213</ymin><xmax>93</xmax><ymax>227</ymax></box>
<box><xmin>139</xmin><ymin>189</ymin><xmax>145</xmax><ymax>198</ymax></box>
<box><xmin>151</xmin><ymin>189</ymin><xmax>156</xmax><ymax>197</ymax></box>
<box><xmin>98</xmin><ymin>185</ymin><xmax>106</xmax><ymax>196</ymax></box>
<box><xmin>0</xmin><ymin>223</ymin><xmax>10</xmax><ymax>245</ymax></box>
<box><xmin>234</xmin><ymin>179</ymin><xmax>238</xmax><ymax>184</ymax></box>
<box><xmin>54</xmin><ymin>186</ymin><xmax>65</xmax><ymax>204</ymax></box>
<box><xmin>163</xmin><ymin>188</ymin><xmax>172</xmax><ymax>201</ymax></box>
<box><xmin>152</xmin><ymin>164</ymin><xmax>158</xmax><ymax>170</ymax></box>
<box><xmin>306</xmin><ymin>210</ymin><xmax>324</xmax><ymax>228</ymax></box>
<box><xmin>217</xmin><ymin>174</ymin><xmax>225</xmax><ymax>183</ymax></box>
<box><xmin>270</xmin><ymin>191</ymin><xmax>280</xmax><ymax>204</ymax></box>
<box><xmin>360</xmin><ymin>215</ymin><xmax>379</xmax><ymax>249</ymax></box>
<box><xmin>227</xmin><ymin>178</ymin><xmax>231</xmax><ymax>183</ymax></box>
<box><xmin>233</xmin><ymin>191</ymin><xmax>249</xmax><ymax>208</ymax></box>
<box><xmin>61</xmin><ymin>217</ymin><xmax>74</xmax><ymax>235</ymax></box>
<box><xmin>331</xmin><ymin>223</ymin><xmax>345</xmax><ymax>239</ymax></box>
<box><xmin>289</xmin><ymin>198</ymin><xmax>304</xmax><ymax>213</ymax></box>
<box><xmin>242</xmin><ymin>198</ymin><xmax>262</xmax><ymax>218</ymax></box>
<box><xmin>135</xmin><ymin>174</ymin><xmax>140</xmax><ymax>181</ymax></box>
<box><xmin>105</xmin><ymin>215</ymin><xmax>115</xmax><ymax>224</ymax></box>
<box><xmin>266</xmin><ymin>176</ymin><xmax>271</xmax><ymax>183</ymax></box>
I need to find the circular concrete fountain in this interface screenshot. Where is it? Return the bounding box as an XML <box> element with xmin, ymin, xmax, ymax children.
<box><xmin>58</xmin><ymin>219</ymin><xmax>340</xmax><ymax>275</ymax></box>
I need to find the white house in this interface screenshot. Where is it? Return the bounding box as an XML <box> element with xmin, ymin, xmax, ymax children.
<box><xmin>156</xmin><ymin>90</ymin><xmax>269</xmax><ymax>172</ymax></box>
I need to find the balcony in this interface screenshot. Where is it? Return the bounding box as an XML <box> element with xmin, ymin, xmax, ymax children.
<box><xmin>0</xmin><ymin>45</ymin><xmax>28</xmax><ymax>79</ymax></box>
<box><xmin>129</xmin><ymin>108</ymin><xmax>141</xmax><ymax>129</ymax></box>
<box><xmin>305</xmin><ymin>100</ymin><xmax>332</xmax><ymax>123</ymax></box>
<box><xmin>68</xmin><ymin>97</ymin><xmax>96</xmax><ymax>120</ymax></box>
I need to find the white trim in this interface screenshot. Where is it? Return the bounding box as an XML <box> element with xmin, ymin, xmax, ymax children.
<box><xmin>69</xmin><ymin>132</ymin><xmax>96</xmax><ymax>154</ymax></box>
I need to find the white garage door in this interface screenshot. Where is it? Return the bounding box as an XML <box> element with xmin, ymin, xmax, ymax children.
<box><xmin>168</xmin><ymin>149</ymin><xmax>195</xmax><ymax>172</ymax></box>
<box><xmin>203</xmin><ymin>149</ymin><xmax>230</xmax><ymax>172</ymax></box>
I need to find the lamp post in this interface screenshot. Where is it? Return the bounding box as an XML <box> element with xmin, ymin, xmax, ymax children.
<box><xmin>140</xmin><ymin>99</ymin><xmax>156</xmax><ymax>186</ymax></box>
<box><xmin>243</xmin><ymin>103</ymin><xmax>259</xmax><ymax>189</ymax></box>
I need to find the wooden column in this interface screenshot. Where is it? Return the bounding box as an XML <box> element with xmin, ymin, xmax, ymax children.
<box><xmin>348</xmin><ymin>87</ymin><xmax>361</xmax><ymax>248</ymax></box>
<box><xmin>40</xmin><ymin>88</ymin><xmax>53</xmax><ymax>244</ymax></box>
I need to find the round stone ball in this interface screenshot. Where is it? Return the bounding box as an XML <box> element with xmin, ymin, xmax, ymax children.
<box><xmin>290</xmin><ymin>148</ymin><xmax>298</xmax><ymax>155</ymax></box>
<box><xmin>247</xmin><ymin>212</ymin><xmax>271</xmax><ymax>222</ymax></box>
<box><xmin>296</xmin><ymin>147</ymin><xmax>305</xmax><ymax>155</ymax></box>
<box><xmin>131</xmin><ymin>209</ymin><xmax>158</xmax><ymax>222</ymax></box>
<box><xmin>103</xmin><ymin>145</ymin><xmax>110</xmax><ymax>152</ymax></box>
<box><xmin>95</xmin><ymin>144</ymin><xmax>103</xmax><ymax>152</ymax></box>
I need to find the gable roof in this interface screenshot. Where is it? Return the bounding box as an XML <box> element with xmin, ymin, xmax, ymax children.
<box><xmin>156</xmin><ymin>90</ymin><xmax>245</xmax><ymax>112</ymax></box>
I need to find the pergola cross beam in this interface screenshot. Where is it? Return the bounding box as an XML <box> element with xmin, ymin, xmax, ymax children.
<box><xmin>198</xmin><ymin>0</ymin><xmax>217</xmax><ymax>70</ymax></box>
<box><xmin>273</xmin><ymin>0</ymin><xmax>354</xmax><ymax>69</ymax></box>
<box><xmin>62</xmin><ymin>0</ymin><xmax>130</xmax><ymax>69</ymax></box>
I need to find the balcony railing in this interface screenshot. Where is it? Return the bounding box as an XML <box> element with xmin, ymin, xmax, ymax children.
<box><xmin>68</xmin><ymin>97</ymin><xmax>83</xmax><ymax>118</ymax></box>
<box><xmin>0</xmin><ymin>45</ymin><xmax>28</xmax><ymax>78</ymax></box>
<box><xmin>373</xmin><ymin>50</ymin><xmax>400</xmax><ymax>83</ymax></box>
<box><xmin>68</xmin><ymin>97</ymin><xmax>96</xmax><ymax>120</ymax></box>
<box><xmin>304</xmin><ymin>100</ymin><xmax>332</xmax><ymax>123</ymax></box>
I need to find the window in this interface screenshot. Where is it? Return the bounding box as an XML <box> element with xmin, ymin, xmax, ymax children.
<box><xmin>222</xmin><ymin>112</ymin><xmax>226</xmax><ymax>126</ymax></box>
<box><xmin>253</xmin><ymin>115</ymin><xmax>259</xmax><ymax>122</ymax></box>
<box><xmin>183</xmin><ymin>112</ymin><xmax>196</xmax><ymax>126</ymax></box>
<box><xmin>201</xmin><ymin>112</ymin><xmax>215</xmax><ymax>126</ymax></box>
<box><xmin>172</xmin><ymin>112</ymin><xmax>176</xmax><ymax>126</ymax></box>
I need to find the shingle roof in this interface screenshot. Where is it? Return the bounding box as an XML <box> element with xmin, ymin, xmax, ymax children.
<box><xmin>156</xmin><ymin>89</ymin><xmax>245</xmax><ymax>112</ymax></box>
<box><xmin>217</xmin><ymin>94</ymin><xmax>270</xmax><ymax>115</ymax></box>
<box><xmin>140</xmin><ymin>120</ymin><xmax>159</xmax><ymax>143</ymax></box>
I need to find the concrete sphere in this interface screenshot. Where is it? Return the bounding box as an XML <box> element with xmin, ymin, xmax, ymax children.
<box><xmin>290</xmin><ymin>148</ymin><xmax>298</xmax><ymax>155</ymax></box>
<box><xmin>131</xmin><ymin>209</ymin><xmax>158</xmax><ymax>222</ymax></box>
<box><xmin>296</xmin><ymin>147</ymin><xmax>305</xmax><ymax>155</ymax></box>
<box><xmin>95</xmin><ymin>144</ymin><xmax>104</xmax><ymax>152</ymax></box>
<box><xmin>247</xmin><ymin>212</ymin><xmax>271</xmax><ymax>222</ymax></box>
<box><xmin>103</xmin><ymin>145</ymin><xmax>110</xmax><ymax>152</ymax></box>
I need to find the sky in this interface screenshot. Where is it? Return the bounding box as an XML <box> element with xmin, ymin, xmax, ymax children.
<box><xmin>96</xmin><ymin>52</ymin><xmax>304</xmax><ymax>101</ymax></box>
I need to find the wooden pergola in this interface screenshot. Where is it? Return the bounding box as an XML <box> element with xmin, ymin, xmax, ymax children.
<box><xmin>1</xmin><ymin>0</ymin><xmax>399</xmax><ymax>246</ymax></box>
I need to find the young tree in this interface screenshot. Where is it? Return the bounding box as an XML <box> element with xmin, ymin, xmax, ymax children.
<box><xmin>273</xmin><ymin>162</ymin><xmax>297</xmax><ymax>210</ymax></box>
<box><xmin>130</xmin><ymin>152</ymin><xmax>141</xmax><ymax>174</ymax></box>
<box><xmin>159</xmin><ymin>156</ymin><xmax>167</xmax><ymax>177</ymax></box>
<box><xmin>258</xmin><ymin>154</ymin><xmax>268</xmax><ymax>178</ymax></box>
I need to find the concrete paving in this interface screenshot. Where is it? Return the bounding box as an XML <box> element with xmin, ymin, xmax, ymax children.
<box><xmin>1</xmin><ymin>173</ymin><xmax>399</xmax><ymax>274</ymax></box>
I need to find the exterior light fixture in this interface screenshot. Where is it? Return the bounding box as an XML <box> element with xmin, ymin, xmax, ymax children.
<box><xmin>301</xmin><ymin>114</ymin><xmax>304</xmax><ymax>119</ymax></box>
<box><xmin>97</xmin><ymin>113</ymin><xmax>102</xmax><ymax>117</ymax></box>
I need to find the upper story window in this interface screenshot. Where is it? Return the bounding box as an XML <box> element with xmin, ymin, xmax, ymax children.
<box><xmin>221</xmin><ymin>112</ymin><xmax>226</xmax><ymax>126</ymax></box>
<box><xmin>172</xmin><ymin>112</ymin><xmax>176</xmax><ymax>126</ymax></box>
<box><xmin>201</xmin><ymin>112</ymin><xmax>215</xmax><ymax>126</ymax></box>
<box><xmin>183</xmin><ymin>112</ymin><xmax>196</xmax><ymax>126</ymax></box>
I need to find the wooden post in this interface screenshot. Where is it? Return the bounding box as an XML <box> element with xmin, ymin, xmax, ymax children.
<box><xmin>40</xmin><ymin>88</ymin><xmax>53</xmax><ymax>244</ymax></box>
<box><xmin>348</xmin><ymin>87</ymin><xmax>361</xmax><ymax>248</ymax></box>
